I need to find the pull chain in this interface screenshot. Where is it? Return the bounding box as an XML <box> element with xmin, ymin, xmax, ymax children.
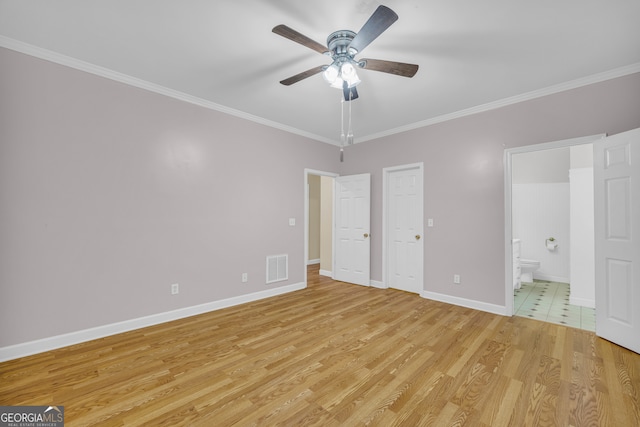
<box><xmin>347</xmin><ymin>91</ymin><xmax>354</xmax><ymax>145</ymax></box>
<box><xmin>340</xmin><ymin>95</ymin><xmax>345</xmax><ymax>162</ymax></box>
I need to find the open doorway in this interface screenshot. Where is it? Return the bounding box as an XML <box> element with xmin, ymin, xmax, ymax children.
<box><xmin>504</xmin><ymin>134</ymin><xmax>603</xmax><ymax>330</ymax></box>
<box><xmin>304</xmin><ymin>169</ymin><xmax>337</xmax><ymax>286</ymax></box>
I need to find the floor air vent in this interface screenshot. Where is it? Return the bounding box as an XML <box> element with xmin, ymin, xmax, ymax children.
<box><xmin>266</xmin><ymin>254</ymin><xmax>288</xmax><ymax>284</ymax></box>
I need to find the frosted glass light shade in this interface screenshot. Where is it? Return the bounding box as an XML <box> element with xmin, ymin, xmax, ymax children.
<box><xmin>323</xmin><ymin>64</ymin><xmax>339</xmax><ymax>83</ymax></box>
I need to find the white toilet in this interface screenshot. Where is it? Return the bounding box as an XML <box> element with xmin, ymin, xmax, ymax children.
<box><xmin>520</xmin><ymin>259</ymin><xmax>540</xmax><ymax>283</ymax></box>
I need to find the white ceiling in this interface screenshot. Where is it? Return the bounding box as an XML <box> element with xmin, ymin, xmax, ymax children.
<box><xmin>1</xmin><ymin>1</ymin><xmax>639</xmax><ymax>145</ymax></box>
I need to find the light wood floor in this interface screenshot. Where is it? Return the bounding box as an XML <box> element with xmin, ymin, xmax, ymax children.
<box><xmin>1</xmin><ymin>265</ymin><xmax>639</xmax><ymax>426</ymax></box>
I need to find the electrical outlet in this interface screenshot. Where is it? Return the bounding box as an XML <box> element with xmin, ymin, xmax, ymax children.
<box><xmin>242</xmin><ymin>273</ymin><xmax>248</xmax><ymax>283</ymax></box>
<box><xmin>453</xmin><ymin>275</ymin><xmax>461</xmax><ymax>284</ymax></box>
<box><xmin>171</xmin><ymin>283</ymin><xmax>179</xmax><ymax>295</ymax></box>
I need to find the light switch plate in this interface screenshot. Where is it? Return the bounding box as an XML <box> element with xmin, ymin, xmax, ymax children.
<box><xmin>289</xmin><ymin>218</ymin><xmax>296</xmax><ymax>226</ymax></box>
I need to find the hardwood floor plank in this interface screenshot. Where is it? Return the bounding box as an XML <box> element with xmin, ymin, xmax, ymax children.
<box><xmin>1</xmin><ymin>265</ymin><xmax>639</xmax><ymax>425</ymax></box>
<box><xmin>483</xmin><ymin>376</ymin><xmax>523</xmax><ymax>426</ymax></box>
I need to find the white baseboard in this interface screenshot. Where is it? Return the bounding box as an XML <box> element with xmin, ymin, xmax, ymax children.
<box><xmin>319</xmin><ymin>269</ymin><xmax>332</xmax><ymax>277</ymax></box>
<box><xmin>569</xmin><ymin>296</ymin><xmax>595</xmax><ymax>308</ymax></box>
<box><xmin>0</xmin><ymin>282</ymin><xmax>305</xmax><ymax>363</ymax></box>
<box><xmin>421</xmin><ymin>291</ymin><xmax>508</xmax><ymax>316</ymax></box>
<box><xmin>370</xmin><ymin>280</ymin><xmax>386</xmax><ymax>289</ymax></box>
<box><xmin>307</xmin><ymin>259</ymin><xmax>320</xmax><ymax>265</ymax></box>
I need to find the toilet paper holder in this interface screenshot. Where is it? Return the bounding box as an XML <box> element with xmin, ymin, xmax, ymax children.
<box><xmin>545</xmin><ymin>237</ymin><xmax>558</xmax><ymax>251</ymax></box>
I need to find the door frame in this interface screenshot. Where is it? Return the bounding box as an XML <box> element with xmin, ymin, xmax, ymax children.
<box><xmin>503</xmin><ymin>134</ymin><xmax>604</xmax><ymax>315</ymax></box>
<box><xmin>304</xmin><ymin>169</ymin><xmax>339</xmax><ymax>287</ymax></box>
<box><xmin>383</xmin><ymin>162</ymin><xmax>424</xmax><ymax>291</ymax></box>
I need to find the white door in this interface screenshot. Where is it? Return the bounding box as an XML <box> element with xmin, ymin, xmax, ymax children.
<box><xmin>385</xmin><ymin>164</ymin><xmax>424</xmax><ymax>294</ymax></box>
<box><xmin>594</xmin><ymin>128</ymin><xmax>640</xmax><ymax>354</ymax></box>
<box><xmin>333</xmin><ymin>173</ymin><xmax>371</xmax><ymax>286</ymax></box>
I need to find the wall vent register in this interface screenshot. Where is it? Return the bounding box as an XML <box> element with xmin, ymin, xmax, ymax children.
<box><xmin>266</xmin><ymin>254</ymin><xmax>288</xmax><ymax>284</ymax></box>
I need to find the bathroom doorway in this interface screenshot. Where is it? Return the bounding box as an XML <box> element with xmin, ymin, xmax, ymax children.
<box><xmin>504</xmin><ymin>135</ymin><xmax>602</xmax><ymax>331</ymax></box>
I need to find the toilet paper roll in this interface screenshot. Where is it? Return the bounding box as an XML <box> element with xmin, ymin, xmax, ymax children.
<box><xmin>546</xmin><ymin>240</ymin><xmax>557</xmax><ymax>250</ymax></box>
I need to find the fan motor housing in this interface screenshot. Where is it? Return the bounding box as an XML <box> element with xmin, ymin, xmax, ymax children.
<box><xmin>327</xmin><ymin>30</ymin><xmax>357</xmax><ymax>56</ymax></box>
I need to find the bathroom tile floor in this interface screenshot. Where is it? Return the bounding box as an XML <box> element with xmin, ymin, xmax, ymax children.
<box><xmin>514</xmin><ymin>280</ymin><xmax>596</xmax><ymax>331</ymax></box>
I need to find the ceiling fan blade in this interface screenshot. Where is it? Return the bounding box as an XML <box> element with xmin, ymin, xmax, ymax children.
<box><xmin>280</xmin><ymin>65</ymin><xmax>326</xmax><ymax>86</ymax></box>
<box><xmin>360</xmin><ymin>58</ymin><xmax>419</xmax><ymax>77</ymax></box>
<box><xmin>348</xmin><ymin>5</ymin><xmax>398</xmax><ymax>54</ymax></box>
<box><xmin>342</xmin><ymin>81</ymin><xmax>359</xmax><ymax>101</ymax></box>
<box><xmin>272</xmin><ymin>25</ymin><xmax>328</xmax><ymax>54</ymax></box>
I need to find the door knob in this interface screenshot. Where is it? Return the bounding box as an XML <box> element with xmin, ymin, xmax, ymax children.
<box><xmin>415</xmin><ymin>235</ymin><xmax>421</xmax><ymax>240</ymax></box>
<box><xmin>364</xmin><ymin>233</ymin><xmax>369</xmax><ymax>238</ymax></box>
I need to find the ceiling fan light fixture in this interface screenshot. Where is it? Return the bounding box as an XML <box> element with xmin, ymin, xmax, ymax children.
<box><xmin>340</xmin><ymin>62</ymin><xmax>360</xmax><ymax>88</ymax></box>
<box><xmin>345</xmin><ymin>72</ymin><xmax>361</xmax><ymax>88</ymax></box>
<box><xmin>322</xmin><ymin>63</ymin><xmax>339</xmax><ymax>84</ymax></box>
<box><xmin>330</xmin><ymin>77</ymin><xmax>344</xmax><ymax>89</ymax></box>
<box><xmin>340</xmin><ymin>62</ymin><xmax>355</xmax><ymax>79</ymax></box>
<box><xmin>274</xmin><ymin>5</ymin><xmax>417</xmax><ymax>98</ymax></box>
<box><xmin>325</xmin><ymin>61</ymin><xmax>361</xmax><ymax>89</ymax></box>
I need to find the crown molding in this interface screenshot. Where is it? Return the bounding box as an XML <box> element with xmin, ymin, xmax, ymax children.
<box><xmin>2</xmin><ymin>36</ymin><xmax>638</xmax><ymax>146</ymax></box>
<box><xmin>0</xmin><ymin>36</ymin><xmax>336</xmax><ymax>145</ymax></box>
<box><xmin>358</xmin><ymin>62</ymin><xmax>640</xmax><ymax>143</ymax></box>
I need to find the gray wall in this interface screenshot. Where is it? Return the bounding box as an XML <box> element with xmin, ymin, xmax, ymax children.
<box><xmin>512</xmin><ymin>147</ymin><xmax>570</xmax><ymax>184</ymax></box>
<box><xmin>1</xmin><ymin>44</ymin><xmax>640</xmax><ymax>350</ymax></box>
<box><xmin>308</xmin><ymin>174</ymin><xmax>321</xmax><ymax>262</ymax></box>
<box><xmin>0</xmin><ymin>47</ymin><xmax>339</xmax><ymax>347</ymax></box>
<box><xmin>342</xmin><ymin>72</ymin><xmax>640</xmax><ymax>306</ymax></box>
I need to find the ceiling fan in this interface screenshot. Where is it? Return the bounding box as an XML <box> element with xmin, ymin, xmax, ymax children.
<box><xmin>273</xmin><ymin>5</ymin><xmax>418</xmax><ymax>101</ymax></box>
